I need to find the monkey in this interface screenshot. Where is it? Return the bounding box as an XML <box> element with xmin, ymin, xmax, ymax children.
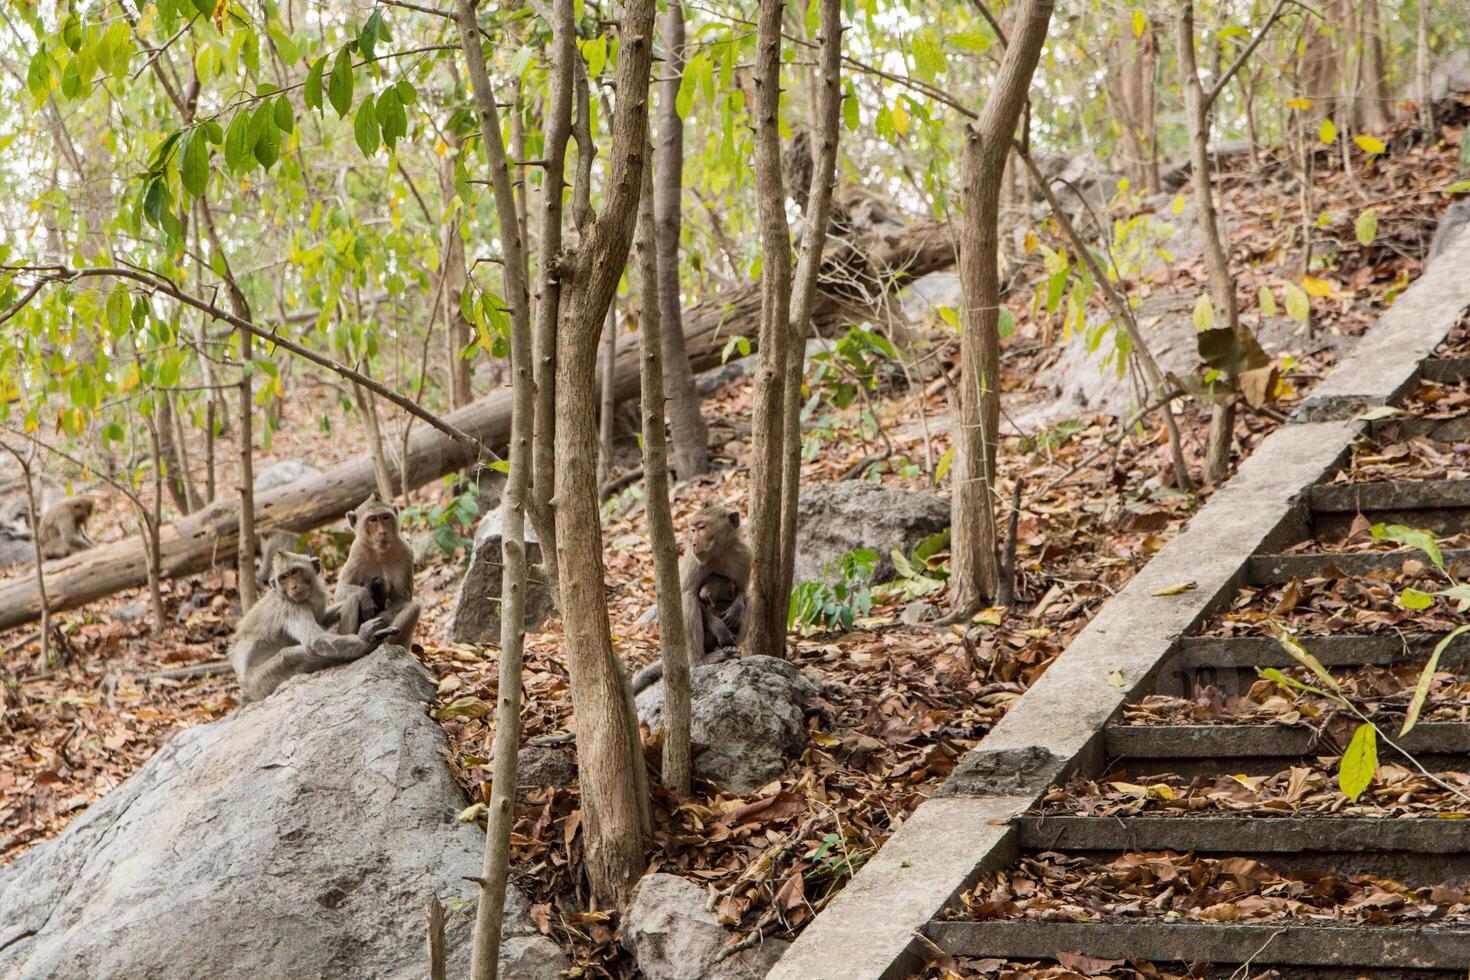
<box><xmin>631</xmin><ymin>503</ymin><xmax>752</xmax><ymax>696</ymax></box>
<box><xmin>255</xmin><ymin>530</ymin><xmax>299</xmax><ymax>584</ymax></box>
<box><xmin>334</xmin><ymin>495</ymin><xmax>421</xmax><ymax>647</ymax></box>
<box><xmin>230</xmin><ymin>550</ymin><xmax>398</xmax><ymax>702</ymax></box>
<box><xmin>38</xmin><ymin>497</ymin><xmax>96</xmax><ymax>560</ymax></box>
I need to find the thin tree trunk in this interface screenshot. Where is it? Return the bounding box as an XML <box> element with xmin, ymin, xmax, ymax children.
<box><xmin>352</xmin><ymin>378</ymin><xmax>397</xmax><ymax>502</ymax></box>
<box><xmin>156</xmin><ymin>390</ymin><xmax>191</xmax><ymax>515</ymax></box>
<box><xmin>654</xmin><ymin>0</ymin><xmax>709</xmax><ymax>480</ymax></box>
<box><xmin>452</xmin><ymin>0</ymin><xmax>538</xmax><ymax>973</ymax></box>
<box><xmin>636</xmin><ymin>159</ymin><xmax>691</xmax><ymax>796</ymax></box>
<box><xmin>237</xmin><ymin>329</ymin><xmax>257</xmax><ymax>611</ymax></box>
<box><xmin>143</xmin><ymin>416</ymin><xmax>168</xmax><ymax>633</ymax></box>
<box><xmin>598</xmin><ymin>301</ymin><xmax>617</xmax><ymax>490</ymax></box>
<box><xmin>1360</xmin><ymin>0</ymin><xmax>1391</xmax><ymax>130</ymax></box>
<box><xmin>426</xmin><ymin>896</ymin><xmax>447</xmax><ymax>980</ymax></box>
<box><xmin>949</xmin><ymin>0</ymin><xmax>1055</xmax><ymax>617</ymax></box>
<box><xmin>169</xmin><ymin>392</ymin><xmax>204</xmax><ymax>512</ymax></box>
<box><xmin>775</xmin><ymin>0</ymin><xmax>843</xmax><ymax>620</ymax></box>
<box><xmin>439</xmin><ymin>155</ymin><xmax>475</xmax><ymax>409</ymax></box>
<box><xmin>743</xmin><ymin>0</ymin><xmax>796</xmax><ymax>660</ymax></box>
<box><xmin>1179</xmin><ymin>0</ymin><xmax>1242</xmax><ymax>486</ymax></box>
<box><xmin>8</xmin><ymin>443</ymin><xmax>51</xmax><ymax>664</ymax></box>
<box><xmin>1416</xmin><ymin>0</ymin><xmax>1434</xmax><ymax>133</ymax></box>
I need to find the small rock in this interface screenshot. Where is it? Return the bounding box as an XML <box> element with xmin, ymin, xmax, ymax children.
<box><xmin>793</xmin><ymin>482</ymin><xmax>949</xmax><ymax>586</ymax></box>
<box><xmin>621</xmin><ymin>873</ymin><xmax>790</xmax><ymax>980</ymax></box>
<box><xmin>111</xmin><ymin>601</ymin><xmax>149</xmax><ymax>624</ymax></box>
<box><xmin>516</xmin><ymin>746</ymin><xmax>575</xmax><ymax>791</ymax></box>
<box><xmin>450</xmin><ymin>511</ymin><xmax>556</xmax><ymax>644</ymax></box>
<box><xmin>637</xmin><ymin>656</ymin><xmax>818</xmax><ymax>793</ymax></box>
<box><xmin>900</xmin><ymin>601</ymin><xmax>939</xmax><ymax>625</ymax></box>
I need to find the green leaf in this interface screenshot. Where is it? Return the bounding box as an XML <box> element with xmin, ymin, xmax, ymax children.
<box><xmin>911</xmin><ymin>29</ymin><xmax>946</xmax><ymax>81</ymax></box>
<box><xmin>26</xmin><ymin>47</ymin><xmax>51</xmax><ymax>100</ymax></box>
<box><xmin>935</xmin><ymin>446</ymin><xmax>954</xmax><ymax>483</ymax></box>
<box><xmin>252</xmin><ymin>105</ymin><xmax>280</xmax><ymax>169</ymax></box>
<box><xmin>305</xmin><ymin>56</ymin><xmax>326</xmax><ymax>112</ymax></box>
<box><xmin>1258</xmin><ymin>286</ymin><xmax>1277</xmax><ymax>316</ymax></box>
<box><xmin>105</xmin><ymin>287</ymin><xmax>131</xmax><ymax>335</ymax></box>
<box><xmin>1271</xmin><ymin>627</ymin><xmax>1341</xmax><ymax>694</ymax></box>
<box><xmin>180</xmin><ymin>128</ymin><xmax>209</xmax><ymax>198</ymax></box>
<box><xmin>328</xmin><ymin>47</ymin><xmax>354</xmax><ymax>118</ymax></box>
<box><xmin>1338</xmin><ymin>723</ymin><xmax>1377</xmax><ymax>802</ymax></box>
<box><xmin>1355</xmin><ymin>207</ymin><xmax>1378</xmax><ymax>246</ymax></box>
<box><xmin>1283</xmin><ymin>282</ymin><xmax>1310</xmax><ymax>322</ymax></box>
<box><xmin>582</xmin><ymin>35</ymin><xmax>608</xmax><ymax>78</ymax></box>
<box><xmin>142</xmin><ymin>177</ymin><xmax>167</xmax><ymax>228</ymax></box>
<box><xmin>273</xmin><ymin>94</ymin><xmax>294</xmax><ymax>133</ymax></box>
<box><xmin>1370</xmin><ymin>523</ymin><xmax>1443</xmax><ymax>569</ymax></box>
<box><xmin>1446</xmin><ymin>180</ymin><xmax>1470</xmax><ymax>194</ymax></box>
<box><xmin>358</xmin><ymin>10</ymin><xmax>384</xmax><ymax>61</ymax></box>
<box><xmin>997</xmin><ymin>308</ymin><xmax>1015</xmax><ymax>339</ymax></box>
<box><xmin>224</xmin><ymin>110</ymin><xmax>253</xmax><ymax>174</ymax></box>
<box><xmin>1398</xmin><ymin>587</ymin><xmax>1434</xmax><ymax>610</ymax></box>
<box><xmin>842</xmin><ymin>81</ymin><xmax>859</xmax><ymax>131</ymax></box>
<box><xmin>1402</xmin><ymin>623</ymin><xmax>1470</xmax><ymax>736</ymax></box>
<box><xmin>395</xmin><ymin>79</ymin><xmax>417</xmax><ymax>105</ymax></box>
<box><xmin>354</xmin><ymin>97</ymin><xmax>380</xmax><ymax>156</ymax></box>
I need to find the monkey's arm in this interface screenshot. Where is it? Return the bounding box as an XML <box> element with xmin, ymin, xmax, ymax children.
<box><xmin>321</xmin><ymin>603</ymin><xmax>343</xmax><ymax>628</ymax></box>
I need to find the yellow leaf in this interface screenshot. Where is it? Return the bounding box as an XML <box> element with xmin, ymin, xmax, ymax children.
<box><xmin>1258</xmin><ymin>286</ymin><xmax>1277</xmax><ymax>316</ymax></box>
<box><xmin>971</xmin><ymin>606</ymin><xmax>1004</xmax><ymax>626</ymax></box>
<box><xmin>1151</xmin><ymin>581</ymin><xmax>1197</xmax><ymax>596</ymax></box>
<box><xmin>1301</xmin><ymin>274</ymin><xmax>1334</xmax><ymax>297</ymax></box>
<box><xmin>1171</xmin><ymin>194</ymin><xmax>1185</xmax><ymax>216</ymax></box>
<box><xmin>809</xmin><ymin>730</ymin><xmax>841</xmax><ymax>748</ymax></box>
<box><xmin>1107</xmin><ymin>668</ymin><xmax>1126</xmax><ymax>687</ymax></box>
<box><xmin>435</xmin><ymin>138</ymin><xmax>449</xmax><ymax>156</ymax></box>
<box><xmin>1131</xmin><ymin>9</ymin><xmax>1146</xmax><ymax>37</ymax></box>
<box><xmin>1285</xmin><ymin>96</ymin><xmax>1313</xmax><ymax>110</ymax></box>
<box><xmin>1352</xmin><ymin>133</ymin><xmax>1386</xmax><ymax>155</ymax></box>
<box><xmin>1192</xmin><ymin>293</ymin><xmax>1215</xmax><ymax>330</ymax></box>
<box><xmin>457</xmin><ymin>803</ymin><xmax>486</xmax><ymax>822</ymax></box>
<box><xmin>891</xmin><ymin>99</ymin><xmax>909</xmax><ymax>135</ymax></box>
<box><xmin>1284</xmin><ymin>282</ymin><xmax>1311</xmax><ymax>322</ymax></box>
<box><xmin>1318</xmin><ymin>118</ymin><xmax>1337</xmax><ymax>144</ymax></box>
<box><xmin>1023</xmin><ymin>229</ymin><xmax>1038</xmax><ymax>254</ymax></box>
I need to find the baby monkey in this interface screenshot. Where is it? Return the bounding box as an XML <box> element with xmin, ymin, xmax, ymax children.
<box><xmin>632</xmin><ymin>503</ymin><xmax>751</xmax><ymax>695</ymax></box>
<box><xmin>231</xmin><ymin>551</ymin><xmax>397</xmax><ymax>702</ymax></box>
<box><xmin>334</xmin><ymin>495</ymin><xmax>421</xmax><ymax>648</ymax></box>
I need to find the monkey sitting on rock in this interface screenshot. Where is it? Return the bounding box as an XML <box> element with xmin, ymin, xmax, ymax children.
<box><xmin>632</xmin><ymin>503</ymin><xmax>751</xmax><ymax>695</ymax></box>
<box><xmin>230</xmin><ymin>551</ymin><xmax>397</xmax><ymax>702</ymax></box>
<box><xmin>333</xmin><ymin>495</ymin><xmax>421</xmax><ymax>648</ymax></box>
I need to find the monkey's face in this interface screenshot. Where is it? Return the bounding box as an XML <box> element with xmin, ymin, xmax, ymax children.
<box><xmin>689</xmin><ymin>506</ymin><xmax>738</xmax><ymax>559</ymax></box>
<box><xmin>358</xmin><ymin>508</ymin><xmax>397</xmax><ymax>552</ymax></box>
<box><xmin>273</xmin><ymin>567</ymin><xmax>315</xmax><ymax>603</ymax></box>
<box><xmin>74</xmin><ymin>499</ymin><xmax>94</xmax><ymax>520</ymax></box>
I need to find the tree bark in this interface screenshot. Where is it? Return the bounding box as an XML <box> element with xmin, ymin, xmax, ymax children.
<box><xmin>775</xmin><ymin>0</ymin><xmax>843</xmax><ymax>627</ymax></box>
<box><xmin>949</xmin><ymin>0</ymin><xmax>1055</xmax><ymax>617</ymax></box>
<box><xmin>236</xmin><ymin>329</ymin><xmax>258</xmax><ymax>611</ymax></box>
<box><xmin>549</xmin><ymin>0</ymin><xmax>659</xmax><ymax>907</ymax></box>
<box><xmin>742</xmin><ymin>0</ymin><xmax>797</xmax><ymax>660</ymax></box>
<box><xmin>1416</xmin><ymin>0</ymin><xmax>1434</xmax><ymax>133</ymax></box>
<box><xmin>439</xmin><ymin>155</ymin><xmax>475</xmax><ymax>410</ymax></box>
<box><xmin>0</xmin><ymin>216</ymin><xmax>955</xmax><ymax>630</ymax></box>
<box><xmin>636</xmin><ymin>158</ymin><xmax>692</xmax><ymax>796</ymax></box>
<box><xmin>156</xmin><ymin>391</ymin><xmax>192</xmax><ymax>515</ymax></box>
<box><xmin>597</xmin><ymin>301</ymin><xmax>618</xmax><ymax>490</ymax></box>
<box><xmin>654</xmin><ymin>1</ymin><xmax>710</xmax><ymax>480</ymax></box>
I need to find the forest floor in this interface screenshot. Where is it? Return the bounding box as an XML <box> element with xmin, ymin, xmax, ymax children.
<box><xmin>2</xmin><ymin>102</ymin><xmax>1467</xmax><ymax>976</ymax></box>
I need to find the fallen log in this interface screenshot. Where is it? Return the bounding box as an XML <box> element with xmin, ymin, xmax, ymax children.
<box><xmin>0</xmin><ymin>221</ymin><xmax>954</xmax><ymax>630</ymax></box>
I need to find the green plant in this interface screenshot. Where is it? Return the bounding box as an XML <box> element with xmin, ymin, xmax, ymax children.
<box><xmin>400</xmin><ymin>480</ymin><xmax>479</xmax><ymax>561</ymax></box>
<box><xmin>803</xmin><ymin>832</ymin><xmax>868</xmax><ymax>887</ymax></box>
<box><xmin>874</xmin><ymin>530</ymin><xmax>950</xmax><ymax>601</ymax></box>
<box><xmin>789</xmin><ymin>548</ymin><xmax>878</xmax><ymax>633</ymax></box>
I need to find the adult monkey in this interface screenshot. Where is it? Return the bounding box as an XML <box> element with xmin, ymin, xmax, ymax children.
<box><xmin>231</xmin><ymin>551</ymin><xmax>396</xmax><ymax>701</ymax></box>
<box><xmin>38</xmin><ymin>497</ymin><xmax>96</xmax><ymax>560</ymax></box>
<box><xmin>631</xmin><ymin>503</ymin><xmax>751</xmax><ymax>695</ymax></box>
<box><xmin>334</xmin><ymin>495</ymin><xmax>421</xmax><ymax>647</ymax></box>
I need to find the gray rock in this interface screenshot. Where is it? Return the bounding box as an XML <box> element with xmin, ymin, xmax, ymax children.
<box><xmin>1430</xmin><ymin>201</ymin><xmax>1470</xmax><ymax>261</ymax></box>
<box><xmin>450</xmin><ymin>510</ymin><xmax>556</xmax><ymax>644</ymax></box>
<box><xmin>637</xmin><ymin>656</ymin><xmax>819</xmax><ymax>793</ymax></box>
<box><xmin>516</xmin><ymin>746</ymin><xmax>575</xmax><ymax>791</ymax></box>
<box><xmin>111</xmin><ymin>601</ymin><xmax>149</xmax><ymax>624</ymax></box>
<box><xmin>900</xmin><ymin>601</ymin><xmax>939</xmax><ymax>625</ymax></box>
<box><xmin>621</xmin><ymin>873</ymin><xmax>790</xmax><ymax>980</ymax></box>
<box><xmin>0</xmin><ymin>646</ymin><xmax>564</xmax><ymax>980</ymax></box>
<box><xmin>253</xmin><ymin>458</ymin><xmax>323</xmax><ymax>493</ymax></box>
<box><xmin>792</xmin><ymin>482</ymin><xmax>949</xmax><ymax>586</ymax></box>
<box><xmin>0</xmin><ymin>532</ymin><xmax>33</xmax><ymax>568</ymax></box>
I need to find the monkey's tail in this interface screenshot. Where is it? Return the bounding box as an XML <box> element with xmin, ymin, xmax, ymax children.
<box><xmin>630</xmin><ymin>661</ymin><xmax>664</xmax><ymax>696</ymax></box>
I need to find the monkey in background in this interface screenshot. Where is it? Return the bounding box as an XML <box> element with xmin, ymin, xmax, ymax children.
<box><xmin>255</xmin><ymin>530</ymin><xmax>299</xmax><ymax>584</ymax></box>
<box><xmin>632</xmin><ymin>503</ymin><xmax>751</xmax><ymax>695</ymax></box>
<box><xmin>38</xmin><ymin>497</ymin><xmax>96</xmax><ymax>560</ymax></box>
<box><xmin>231</xmin><ymin>551</ymin><xmax>397</xmax><ymax>702</ymax></box>
<box><xmin>334</xmin><ymin>495</ymin><xmax>420</xmax><ymax>647</ymax></box>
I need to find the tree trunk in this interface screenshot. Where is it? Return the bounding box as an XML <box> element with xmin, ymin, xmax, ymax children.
<box><xmin>169</xmin><ymin>392</ymin><xmax>204</xmax><ymax>512</ymax></box>
<box><xmin>654</xmin><ymin>1</ymin><xmax>710</xmax><ymax>480</ymax></box>
<box><xmin>550</xmin><ymin>0</ymin><xmax>659</xmax><ymax>908</ymax></box>
<box><xmin>156</xmin><ymin>391</ymin><xmax>192</xmax><ymax>515</ymax></box>
<box><xmin>439</xmin><ymin>155</ymin><xmax>475</xmax><ymax>410</ymax></box>
<box><xmin>636</xmin><ymin>159</ymin><xmax>692</xmax><ymax>796</ymax></box>
<box><xmin>1416</xmin><ymin>0</ymin><xmax>1434</xmax><ymax>133</ymax></box>
<box><xmin>775</xmin><ymin>0</ymin><xmax>843</xmax><ymax>621</ymax></box>
<box><xmin>352</xmin><ymin>377</ymin><xmax>397</xmax><ymax>502</ymax></box>
<box><xmin>1360</xmin><ymin>0</ymin><xmax>1392</xmax><ymax>131</ymax></box>
<box><xmin>0</xmin><ymin>217</ymin><xmax>956</xmax><ymax>630</ymax></box>
<box><xmin>237</xmin><ymin>329</ymin><xmax>258</xmax><ymax>611</ymax></box>
<box><xmin>1179</xmin><ymin>0</ymin><xmax>1243</xmax><ymax>486</ymax></box>
<box><xmin>742</xmin><ymin>0</ymin><xmax>796</xmax><ymax>660</ymax></box>
<box><xmin>143</xmin><ymin>415</ymin><xmax>168</xmax><ymax>634</ymax></box>
<box><xmin>598</xmin><ymin>301</ymin><xmax>617</xmax><ymax>490</ymax></box>
<box><xmin>1105</xmin><ymin>22</ymin><xmax>1159</xmax><ymax>192</ymax></box>
<box><xmin>950</xmin><ymin>0</ymin><xmax>1055</xmax><ymax>617</ymax></box>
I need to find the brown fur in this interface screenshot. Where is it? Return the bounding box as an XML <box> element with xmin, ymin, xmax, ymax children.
<box><xmin>230</xmin><ymin>551</ymin><xmax>395</xmax><ymax>702</ymax></box>
<box><xmin>38</xmin><ymin>498</ymin><xmax>95</xmax><ymax>560</ymax></box>
<box><xmin>334</xmin><ymin>495</ymin><xmax>420</xmax><ymax>647</ymax></box>
<box><xmin>632</xmin><ymin>504</ymin><xmax>751</xmax><ymax>695</ymax></box>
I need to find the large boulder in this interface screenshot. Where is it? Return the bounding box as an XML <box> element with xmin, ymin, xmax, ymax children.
<box><xmin>0</xmin><ymin>646</ymin><xmax>565</xmax><ymax>980</ymax></box>
<box><xmin>792</xmin><ymin>482</ymin><xmax>949</xmax><ymax>586</ymax></box>
<box><xmin>450</xmin><ymin>510</ymin><xmax>556</xmax><ymax>644</ymax></box>
<box><xmin>253</xmin><ymin>458</ymin><xmax>323</xmax><ymax>492</ymax></box>
<box><xmin>637</xmin><ymin>656</ymin><xmax>819</xmax><ymax>793</ymax></box>
<box><xmin>621</xmin><ymin>873</ymin><xmax>789</xmax><ymax>980</ymax></box>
